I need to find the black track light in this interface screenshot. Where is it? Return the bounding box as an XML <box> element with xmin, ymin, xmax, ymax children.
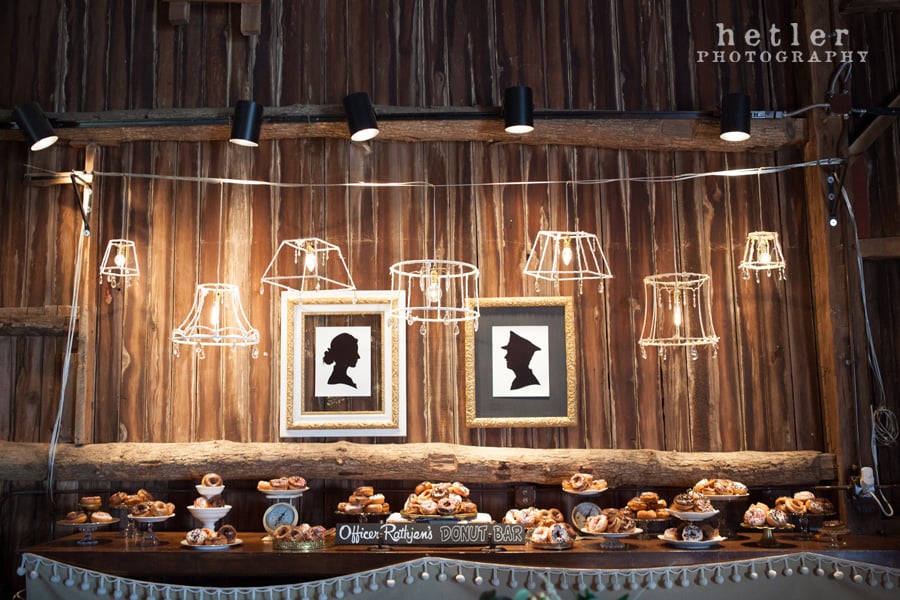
<box><xmin>342</xmin><ymin>92</ymin><xmax>379</xmax><ymax>142</ymax></box>
<box><xmin>13</xmin><ymin>101</ymin><xmax>58</xmax><ymax>151</ymax></box>
<box><xmin>229</xmin><ymin>100</ymin><xmax>264</xmax><ymax>147</ymax></box>
<box><xmin>503</xmin><ymin>86</ymin><xmax>534</xmax><ymax>134</ymax></box>
<box><xmin>720</xmin><ymin>92</ymin><xmax>751</xmax><ymax>142</ymax></box>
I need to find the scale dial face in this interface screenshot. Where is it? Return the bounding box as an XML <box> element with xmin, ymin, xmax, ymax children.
<box><xmin>263</xmin><ymin>502</ymin><xmax>298</xmax><ymax>534</ymax></box>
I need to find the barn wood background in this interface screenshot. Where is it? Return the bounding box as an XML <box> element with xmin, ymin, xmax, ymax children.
<box><xmin>0</xmin><ymin>0</ymin><xmax>898</xmax><ymax>596</ymax></box>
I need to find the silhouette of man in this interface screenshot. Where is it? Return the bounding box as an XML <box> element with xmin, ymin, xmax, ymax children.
<box><xmin>322</xmin><ymin>332</ymin><xmax>360</xmax><ymax>388</ymax></box>
<box><xmin>501</xmin><ymin>331</ymin><xmax>541</xmax><ymax>390</ymax></box>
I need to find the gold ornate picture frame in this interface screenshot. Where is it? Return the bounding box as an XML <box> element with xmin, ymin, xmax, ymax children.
<box><xmin>280</xmin><ymin>290</ymin><xmax>406</xmax><ymax>437</ymax></box>
<box><xmin>465</xmin><ymin>296</ymin><xmax>577</xmax><ymax>428</ymax></box>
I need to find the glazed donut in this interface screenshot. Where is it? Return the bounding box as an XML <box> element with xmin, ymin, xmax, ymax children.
<box><xmin>460</xmin><ymin>501</ymin><xmax>477</xmax><ymax>514</ymax></box>
<box><xmin>531</xmin><ymin>526</ymin><xmax>551</xmax><ymax>543</ymax></box>
<box><xmin>136</xmin><ymin>488</ymin><xmax>154</xmax><ymax>501</ymax></box>
<box><xmin>714</xmin><ymin>480</ymin><xmax>732</xmax><ymax>495</ymax></box>
<box><xmin>151</xmin><ymin>500</ymin><xmax>169</xmax><ymax>516</ymax></box>
<box><xmin>793</xmin><ymin>490</ymin><xmax>815</xmax><ymax>501</ymax></box>
<box><xmin>639</xmin><ymin>491</ymin><xmax>660</xmax><ymax>504</ymax></box>
<box><xmin>569</xmin><ymin>473</ymin><xmax>589</xmax><ymax>491</ymax></box>
<box><xmin>636</xmin><ymin>510</ymin><xmax>657</xmax><ymax>520</ymax></box>
<box><xmin>430</xmin><ymin>482</ymin><xmax>450</xmax><ymax>499</ymax></box>
<box><xmin>201</xmin><ymin>473</ymin><xmax>223</xmax><ymax>487</ymax></box>
<box><xmin>627</xmin><ymin>497</ymin><xmax>647</xmax><ymax>511</ymax></box>
<box><xmin>549</xmin><ymin>523</ymin><xmax>570</xmax><ymax>544</ymax></box>
<box><xmin>584</xmin><ymin>513</ymin><xmax>608</xmax><ymax>533</ymax></box>
<box><xmin>766</xmin><ymin>508</ymin><xmax>789</xmax><ymax>527</ymax></box>
<box><xmin>65</xmin><ymin>511</ymin><xmax>88</xmax><ymax>524</ymax></box>
<box><xmin>807</xmin><ymin>498</ymin><xmax>832</xmax><ymax>515</ymax></box>
<box><xmin>186</xmin><ymin>528</ymin><xmax>208</xmax><ymax>545</ymax></box>
<box><xmin>349</xmin><ymin>494</ymin><xmax>372</xmax><ymax>506</ymax></box>
<box><xmin>450</xmin><ymin>482</ymin><xmax>470</xmax><ymax>497</ymax></box>
<box><xmin>743</xmin><ymin>503</ymin><xmax>768</xmax><ymax>527</ymax></box>
<box><xmin>89</xmin><ymin>510</ymin><xmax>113</xmax><ymax>523</ymax></box>
<box><xmin>193</xmin><ymin>497</ymin><xmax>209</xmax><ymax>508</ymax></box>
<box><xmin>516</xmin><ymin>509</ymin><xmax>536</xmax><ymax>527</ymax></box>
<box><xmin>437</xmin><ymin>497</ymin><xmax>457</xmax><ymax>514</ymax></box>
<box><xmin>784</xmin><ymin>497</ymin><xmax>807</xmax><ymax>514</ymax></box>
<box><xmin>287</xmin><ymin>476</ymin><xmax>306</xmax><ymax>490</ymax></box>
<box><xmin>365</xmin><ymin>503</ymin><xmax>385</xmax><ymax>514</ymax></box>
<box><xmin>420</xmin><ymin>499</ymin><xmax>438</xmax><ymax>515</ymax></box>
<box><xmin>273</xmin><ymin>525</ymin><xmax>292</xmax><ymax>540</ymax></box>
<box><xmin>692</xmin><ymin>479</ymin><xmax>709</xmax><ymax>493</ymax></box>
<box><xmin>681</xmin><ymin>524</ymin><xmax>704</xmax><ymax>541</ymax></box>
<box><xmin>354</xmin><ymin>486</ymin><xmax>375</xmax><ymax>497</ymax></box>
<box><xmin>731</xmin><ymin>481</ymin><xmax>749</xmax><ymax>495</ymax></box>
<box><xmin>270</xmin><ymin>477</ymin><xmax>289</xmax><ymax>489</ymax></box>
<box><xmin>108</xmin><ymin>492</ymin><xmax>128</xmax><ymax>507</ymax></box>
<box><xmin>256</xmin><ymin>480</ymin><xmax>274</xmax><ymax>491</ymax></box>
<box><xmin>549</xmin><ymin>508</ymin><xmax>565</xmax><ymax>522</ymax></box>
<box><xmin>415</xmin><ymin>481</ymin><xmax>431</xmax><ymax>495</ymax></box>
<box><xmin>695</xmin><ymin>498</ymin><xmax>714</xmax><ymax>513</ymax></box>
<box><xmin>80</xmin><ymin>496</ymin><xmax>102</xmax><ymax>509</ymax></box>
<box><xmin>344</xmin><ymin>504</ymin><xmax>364</xmax><ymax>515</ymax></box>
<box><xmin>417</xmin><ymin>489</ymin><xmax>433</xmax><ymax>501</ymax></box>
<box><xmin>368</xmin><ymin>493</ymin><xmax>386</xmax><ymax>504</ymax></box>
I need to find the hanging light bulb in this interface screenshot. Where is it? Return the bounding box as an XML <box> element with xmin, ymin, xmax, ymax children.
<box><xmin>757</xmin><ymin>239</ymin><xmax>771</xmax><ymax>264</ymax></box>
<box><xmin>99</xmin><ymin>239</ymin><xmax>140</xmax><ymax>288</ymax></box>
<box><xmin>560</xmin><ymin>236</ymin><xmax>573</xmax><ymax>266</ymax></box>
<box><xmin>427</xmin><ymin>268</ymin><xmax>442</xmax><ymax>304</ymax></box>
<box><xmin>114</xmin><ymin>245</ymin><xmax>127</xmax><ymax>267</ymax></box>
<box><xmin>210</xmin><ymin>290</ymin><xmax>221</xmax><ymax>332</ymax></box>
<box><xmin>672</xmin><ymin>293</ymin><xmax>683</xmax><ymax>328</ymax></box>
<box><xmin>304</xmin><ymin>241</ymin><xmax>318</xmax><ymax>272</ymax></box>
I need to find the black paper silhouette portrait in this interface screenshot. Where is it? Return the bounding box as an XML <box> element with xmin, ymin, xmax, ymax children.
<box><xmin>492</xmin><ymin>326</ymin><xmax>550</xmax><ymax>397</ymax></box>
<box><xmin>322</xmin><ymin>332</ymin><xmax>360</xmax><ymax>387</ymax></box>
<box><xmin>502</xmin><ymin>331</ymin><xmax>541</xmax><ymax>389</ymax></box>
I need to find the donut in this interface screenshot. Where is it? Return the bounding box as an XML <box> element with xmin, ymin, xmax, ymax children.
<box><xmin>460</xmin><ymin>501</ymin><xmax>477</xmax><ymax>514</ymax></box>
<box><xmin>207</xmin><ymin>495</ymin><xmax>225</xmax><ymax>508</ymax></box>
<box><xmin>437</xmin><ymin>497</ymin><xmax>457</xmax><ymax>515</ymax></box>
<box><xmin>186</xmin><ymin>528</ymin><xmax>208</xmax><ymax>545</ymax></box>
<box><xmin>419</xmin><ymin>499</ymin><xmax>438</xmax><ymax>515</ymax></box>
<box><xmin>531</xmin><ymin>526</ymin><xmax>551</xmax><ymax>543</ymax></box>
<box><xmin>681</xmin><ymin>524</ymin><xmax>704</xmax><ymax>541</ymax></box>
<box><xmin>365</xmin><ymin>503</ymin><xmax>385</xmax><ymax>514</ymax></box>
<box><xmin>516</xmin><ymin>509</ymin><xmax>536</xmax><ymax>526</ymax></box>
<box><xmin>193</xmin><ymin>497</ymin><xmax>209</xmax><ymax>508</ymax></box>
<box><xmin>273</xmin><ymin>525</ymin><xmax>292</xmax><ymax>540</ymax></box>
<box><xmin>807</xmin><ymin>498</ymin><xmax>833</xmax><ymax>515</ymax></box>
<box><xmin>692</xmin><ymin>479</ymin><xmax>709</xmax><ymax>493</ymax></box>
<box><xmin>714</xmin><ymin>480</ymin><xmax>732</xmax><ymax>495</ymax></box>
<box><xmin>136</xmin><ymin>489</ymin><xmax>154</xmax><ymax>502</ymax></box>
<box><xmin>784</xmin><ymin>497</ymin><xmax>807</xmax><ymax>514</ymax></box>
<box><xmin>65</xmin><ymin>511</ymin><xmax>87</xmax><ymax>524</ymax></box>
<box><xmin>131</xmin><ymin>502</ymin><xmax>152</xmax><ymax>517</ymax></box>
<box><xmin>549</xmin><ymin>523</ymin><xmax>570</xmax><ymax>544</ymax></box>
<box><xmin>270</xmin><ymin>477</ymin><xmax>289</xmax><ymax>489</ymax></box>
<box><xmin>627</xmin><ymin>497</ymin><xmax>647</xmax><ymax>511</ymax></box>
<box><xmin>694</xmin><ymin>498</ymin><xmax>714</xmax><ymax>513</ymax></box>
<box><xmin>569</xmin><ymin>473</ymin><xmax>590</xmax><ymax>491</ymax></box>
<box><xmin>206</xmin><ymin>533</ymin><xmax>226</xmax><ymax>545</ymax></box>
<box><xmin>672</xmin><ymin>493</ymin><xmax>695</xmax><ymax>511</ymax></box>
<box><xmin>354</xmin><ymin>486</ymin><xmax>374</xmax><ymax>497</ymax></box>
<box><xmin>108</xmin><ymin>492</ymin><xmax>128</xmax><ymax>507</ymax></box>
<box><xmin>450</xmin><ymin>482</ymin><xmax>470</xmax><ymax>497</ymax></box>
<box><xmin>368</xmin><ymin>493</ymin><xmax>386</xmax><ymax>504</ymax></box>
<box><xmin>349</xmin><ymin>494</ymin><xmax>372</xmax><ymax>506</ymax></box>
<box><xmin>766</xmin><ymin>508</ymin><xmax>789</xmax><ymax>527</ymax></box>
<box><xmin>636</xmin><ymin>509</ymin><xmax>657</xmax><ymax>520</ymax></box>
<box><xmin>256</xmin><ymin>480</ymin><xmax>274</xmax><ymax>491</ymax></box>
<box><xmin>414</xmin><ymin>482</ymin><xmax>431</xmax><ymax>495</ymax></box>
<box><xmin>584</xmin><ymin>514</ymin><xmax>608</xmax><ymax>533</ymax></box>
<box><xmin>793</xmin><ymin>490</ymin><xmax>815</xmax><ymax>501</ymax></box>
<box><xmin>151</xmin><ymin>500</ymin><xmax>169</xmax><ymax>515</ymax></box>
<box><xmin>639</xmin><ymin>491</ymin><xmax>660</xmax><ymax>504</ymax></box>
<box><xmin>88</xmin><ymin>510</ymin><xmax>112</xmax><ymax>523</ymax></box>
<box><xmin>430</xmin><ymin>483</ymin><xmax>450</xmax><ymax>499</ymax></box>
<box><xmin>417</xmin><ymin>489</ymin><xmax>433</xmax><ymax>501</ymax></box>
<box><xmin>201</xmin><ymin>473</ymin><xmax>223</xmax><ymax>487</ymax></box>
<box><xmin>591</xmin><ymin>478</ymin><xmax>608</xmax><ymax>491</ymax></box>
<box><xmin>79</xmin><ymin>496</ymin><xmax>102</xmax><ymax>508</ymax></box>
<box><xmin>549</xmin><ymin>508</ymin><xmax>564</xmax><ymax>522</ymax></box>
<box><xmin>287</xmin><ymin>476</ymin><xmax>306</xmax><ymax>490</ymax></box>
<box><xmin>744</xmin><ymin>503</ymin><xmax>768</xmax><ymax>527</ymax></box>
<box><xmin>344</xmin><ymin>504</ymin><xmax>364</xmax><ymax>514</ymax></box>
<box><xmin>731</xmin><ymin>481</ymin><xmax>749</xmax><ymax>495</ymax></box>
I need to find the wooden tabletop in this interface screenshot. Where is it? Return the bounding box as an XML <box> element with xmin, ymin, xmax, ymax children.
<box><xmin>21</xmin><ymin>530</ymin><xmax>900</xmax><ymax>588</ymax></box>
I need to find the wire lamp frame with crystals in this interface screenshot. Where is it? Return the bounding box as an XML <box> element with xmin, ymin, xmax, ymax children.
<box><xmin>523</xmin><ymin>182</ymin><xmax>613</xmax><ymax>295</ymax></box>
<box><xmin>389</xmin><ymin>185</ymin><xmax>480</xmax><ymax>336</ymax></box>
<box><xmin>172</xmin><ymin>184</ymin><xmax>259</xmax><ymax>358</ymax></box>
<box><xmin>98</xmin><ymin>177</ymin><xmax>140</xmax><ymax>288</ymax></box>
<box><xmin>638</xmin><ymin>184</ymin><xmax>719</xmax><ymax>360</ymax></box>
<box><xmin>738</xmin><ymin>171</ymin><xmax>786</xmax><ymax>282</ymax></box>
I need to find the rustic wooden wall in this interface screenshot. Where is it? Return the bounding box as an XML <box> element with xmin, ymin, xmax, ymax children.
<box><xmin>1</xmin><ymin>0</ymin><xmax>898</xmax><ymax>595</ymax></box>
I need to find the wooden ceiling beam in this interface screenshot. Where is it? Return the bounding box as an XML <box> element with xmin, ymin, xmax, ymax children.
<box><xmin>0</xmin><ymin>106</ymin><xmax>806</xmax><ymax>152</ymax></box>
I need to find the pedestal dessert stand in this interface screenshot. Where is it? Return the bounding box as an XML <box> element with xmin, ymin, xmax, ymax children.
<box><xmin>57</xmin><ymin>519</ymin><xmax>119</xmax><ymax>545</ymax></box>
<box><xmin>128</xmin><ymin>514</ymin><xmax>174</xmax><ymax>546</ymax></box>
<box><xmin>188</xmin><ymin>483</ymin><xmax>231</xmax><ymax>531</ymax></box>
<box><xmin>741</xmin><ymin>522</ymin><xmax>794</xmax><ymax>548</ymax></box>
<box><xmin>706</xmin><ymin>494</ymin><xmax>748</xmax><ymax>539</ymax></box>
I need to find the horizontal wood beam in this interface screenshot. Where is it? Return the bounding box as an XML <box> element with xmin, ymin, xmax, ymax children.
<box><xmin>0</xmin><ymin>106</ymin><xmax>806</xmax><ymax>152</ymax></box>
<box><xmin>859</xmin><ymin>236</ymin><xmax>900</xmax><ymax>259</ymax></box>
<box><xmin>0</xmin><ymin>440</ymin><xmax>836</xmax><ymax>487</ymax></box>
<box><xmin>0</xmin><ymin>306</ymin><xmax>74</xmax><ymax>336</ymax></box>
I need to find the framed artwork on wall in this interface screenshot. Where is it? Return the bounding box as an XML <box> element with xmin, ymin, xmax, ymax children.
<box><xmin>280</xmin><ymin>290</ymin><xmax>406</xmax><ymax>437</ymax></box>
<box><xmin>465</xmin><ymin>296</ymin><xmax>577</xmax><ymax>428</ymax></box>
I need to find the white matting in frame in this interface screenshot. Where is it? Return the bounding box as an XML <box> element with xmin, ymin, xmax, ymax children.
<box><xmin>280</xmin><ymin>290</ymin><xmax>406</xmax><ymax>437</ymax></box>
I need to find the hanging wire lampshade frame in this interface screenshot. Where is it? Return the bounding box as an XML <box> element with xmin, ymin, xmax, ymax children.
<box><xmin>259</xmin><ymin>237</ymin><xmax>356</xmax><ymax>297</ymax></box>
<box><xmin>99</xmin><ymin>239</ymin><xmax>140</xmax><ymax>288</ymax></box>
<box><xmin>523</xmin><ymin>230</ymin><xmax>613</xmax><ymax>294</ymax></box>
<box><xmin>172</xmin><ymin>283</ymin><xmax>260</xmax><ymax>359</ymax></box>
<box><xmin>638</xmin><ymin>272</ymin><xmax>719</xmax><ymax>361</ymax></box>
<box><xmin>739</xmin><ymin>230</ymin><xmax>786</xmax><ymax>282</ymax></box>
<box><xmin>389</xmin><ymin>259</ymin><xmax>480</xmax><ymax>336</ymax></box>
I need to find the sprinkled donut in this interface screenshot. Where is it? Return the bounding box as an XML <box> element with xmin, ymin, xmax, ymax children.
<box><xmin>681</xmin><ymin>524</ymin><xmax>704</xmax><ymax>541</ymax></box>
<box><xmin>185</xmin><ymin>528</ymin><xmax>208</xmax><ymax>545</ymax></box>
<box><xmin>549</xmin><ymin>523</ymin><xmax>570</xmax><ymax>544</ymax></box>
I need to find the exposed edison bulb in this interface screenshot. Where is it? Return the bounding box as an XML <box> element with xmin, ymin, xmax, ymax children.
<box><xmin>210</xmin><ymin>291</ymin><xmax>221</xmax><ymax>329</ymax></box>
<box><xmin>427</xmin><ymin>269</ymin><xmax>442</xmax><ymax>304</ymax></box>
<box><xmin>672</xmin><ymin>296</ymin><xmax>683</xmax><ymax>328</ymax></box>
<box><xmin>304</xmin><ymin>242</ymin><xmax>317</xmax><ymax>272</ymax></box>
<box><xmin>757</xmin><ymin>240</ymin><xmax>771</xmax><ymax>264</ymax></box>
<box><xmin>561</xmin><ymin>237</ymin><xmax>573</xmax><ymax>266</ymax></box>
<box><xmin>113</xmin><ymin>246</ymin><xmax>127</xmax><ymax>268</ymax></box>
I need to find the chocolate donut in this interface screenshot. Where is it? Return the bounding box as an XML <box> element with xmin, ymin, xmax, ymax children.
<box><xmin>217</xmin><ymin>524</ymin><xmax>237</xmax><ymax>543</ymax></box>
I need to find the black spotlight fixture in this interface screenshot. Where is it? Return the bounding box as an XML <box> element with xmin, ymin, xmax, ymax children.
<box><xmin>503</xmin><ymin>86</ymin><xmax>534</xmax><ymax>134</ymax></box>
<box><xmin>342</xmin><ymin>92</ymin><xmax>379</xmax><ymax>142</ymax></box>
<box><xmin>229</xmin><ymin>99</ymin><xmax>264</xmax><ymax>147</ymax></box>
<box><xmin>720</xmin><ymin>92</ymin><xmax>751</xmax><ymax>142</ymax></box>
<box><xmin>12</xmin><ymin>101</ymin><xmax>58</xmax><ymax>151</ymax></box>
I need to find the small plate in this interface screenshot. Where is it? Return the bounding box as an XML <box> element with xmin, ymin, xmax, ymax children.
<box><xmin>741</xmin><ymin>522</ymin><xmax>795</xmax><ymax>531</ymax></box>
<box><xmin>57</xmin><ymin>518</ymin><xmax>119</xmax><ymax>529</ymax></box>
<box><xmin>181</xmin><ymin>538</ymin><xmax>243</xmax><ymax>550</ymax></box>
<box><xmin>570</xmin><ymin>502</ymin><xmax>602</xmax><ymax>530</ymax></box>
<box><xmin>195</xmin><ymin>485</ymin><xmax>225</xmax><ymax>497</ymax></box>
<box><xmin>259</xmin><ymin>489</ymin><xmax>307</xmax><ymax>498</ymax></box>
<box><xmin>667</xmin><ymin>509</ymin><xmax>719</xmax><ymax>521</ymax></box>
<box><xmin>562</xmin><ymin>487</ymin><xmax>608</xmax><ymax>496</ymax></box>
<box><xmin>128</xmin><ymin>514</ymin><xmax>175</xmax><ymax>523</ymax></box>
<box><xmin>592</xmin><ymin>528</ymin><xmax>641</xmax><ymax>538</ymax></box>
<box><xmin>531</xmin><ymin>540</ymin><xmax>574</xmax><ymax>550</ymax></box>
<box><xmin>659</xmin><ymin>535</ymin><xmax>726</xmax><ymax>548</ymax></box>
<box><xmin>398</xmin><ymin>511</ymin><xmax>477</xmax><ymax>521</ymax></box>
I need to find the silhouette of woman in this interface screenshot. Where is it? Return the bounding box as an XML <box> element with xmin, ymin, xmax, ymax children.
<box><xmin>322</xmin><ymin>332</ymin><xmax>360</xmax><ymax>388</ymax></box>
<box><xmin>502</xmin><ymin>331</ymin><xmax>541</xmax><ymax>390</ymax></box>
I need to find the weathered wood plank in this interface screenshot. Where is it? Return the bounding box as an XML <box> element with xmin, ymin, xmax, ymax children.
<box><xmin>0</xmin><ymin>306</ymin><xmax>73</xmax><ymax>336</ymax></box>
<box><xmin>859</xmin><ymin>236</ymin><xmax>900</xmax><ymax>259</ymax></box>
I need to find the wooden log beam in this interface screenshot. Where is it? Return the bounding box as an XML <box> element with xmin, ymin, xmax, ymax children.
<box><xmin>0</xmin><ymin>306</ymin><xmax>74</xmax><ymax>336</ymax></box>
<box><xmin>0</xmin><ymin>440</ymin><xmax>837</xmax><ymax>487</ymax></box>
<box><xmin>0</xmin><ymin>106</ymin><xmax>806</xmax><ymax>152</ymax></box>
